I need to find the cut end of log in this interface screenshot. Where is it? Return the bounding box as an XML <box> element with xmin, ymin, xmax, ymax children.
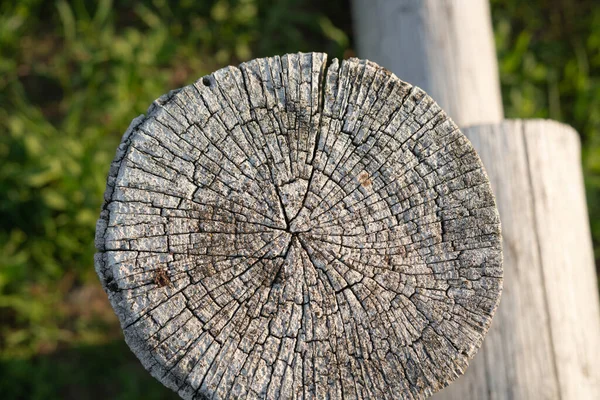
<box><xmin>94</xmin><ymin>52</ymin><xmax>502</xmax><ymax>399</ymax></box>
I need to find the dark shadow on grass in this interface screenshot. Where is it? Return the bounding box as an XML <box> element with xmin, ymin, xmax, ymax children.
<box><xmin>0</xmin><ymin>340</ymin><xmax>179</xmax><ymax>400</ymax></box>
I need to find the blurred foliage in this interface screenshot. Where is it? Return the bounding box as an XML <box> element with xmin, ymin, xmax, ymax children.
<box><xmin>0</xmin><ymin>340</ymin><xmax>176</xmax><ymax>400</ymax></box>
<box><xmin>0</xmin><ymin>0</ymin><xmax>599</xmax><ymax>398</ymax></box>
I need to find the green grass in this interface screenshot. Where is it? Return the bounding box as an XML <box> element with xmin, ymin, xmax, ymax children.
<box><xmin>0</xmin><ymin>0</ymin><xmax>598</xmax><ymax>398</ymax></box>
<box><xmin>0</xmin><ymin>340</ymin><xmax>178</xmax><ymax>400</ymax></box>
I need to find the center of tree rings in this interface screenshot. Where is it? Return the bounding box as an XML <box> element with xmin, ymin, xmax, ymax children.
<box><xmin>95</xmin><ymin>52</ymin><xmax>503</xmax><ymax>399</ymax></box>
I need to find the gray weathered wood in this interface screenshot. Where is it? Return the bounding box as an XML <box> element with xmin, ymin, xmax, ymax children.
<box><xmin>351</xmin><ymin>0</ymin><xmax>504</xmax><ymax>127</ymax></box>
<box><xmin>433</xmin><ymin>120</ymin><xmax>600</xmax><ymax>400</ymax></box>
<box><xmin>351</xmin><ymin>0</ymin><xmax>600</xmax><ymax>397</ymax></box>
<box><xmin>95</xmin><ymin>52</ymin><xmax>502</xmax><ymax>399</ymax></box>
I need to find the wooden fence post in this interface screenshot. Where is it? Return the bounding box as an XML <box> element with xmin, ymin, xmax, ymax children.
<box><xmin>351</xmin><ymin>0</ymin><xmax>503</xmax><ymax>127</ymax></box>
<box><xmin>351</xmin><ymin>0</ymin><xmax>600</xmax><ymax>398</ymax></box>
<box><xmin>95</xmin><ymin>53</ymin><xmax>503</xmax><ymax>399</ymax></box>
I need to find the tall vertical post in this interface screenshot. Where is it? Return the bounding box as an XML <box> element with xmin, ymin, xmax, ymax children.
<box><xmin>352</xmin><ymin>0</ymin><xmax>503</xmax><ymax>127</ymax></box>
<box><xmin>352</xmin><ymin>0</ymin><xmax>600</xmax><ymax>398</ymax></box>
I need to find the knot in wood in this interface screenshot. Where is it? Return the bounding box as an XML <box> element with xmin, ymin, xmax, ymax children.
<box><xmin>95</xmin><ymin>52</ymin><xmax>502</xmax><ymax>399</ymax></box>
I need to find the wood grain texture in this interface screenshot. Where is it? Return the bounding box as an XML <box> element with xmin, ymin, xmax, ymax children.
<box><xmin>433</xmin><ymin>120</ymin><xmax>600</xmax><ymax>400</ymax></box>
<box><xmin>350</xmin><ymin>0</ymin><xmax>504</xmax><ymax>127</ymax></box>
<box><xmin>94</xmin><ymin>52</ymin><xmax>503</xmax><ymax>399</ymax></box>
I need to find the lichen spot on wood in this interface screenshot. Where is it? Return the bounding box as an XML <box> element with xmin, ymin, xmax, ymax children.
<box><xmin>153</xmin><ymin>269</ymin><xmax>171</xmax><ymax>288</ymax></box>
<box><xmin>358</xmin><ymin>170</ymin><xmax>372</xmax><ymax>187</ymax></box>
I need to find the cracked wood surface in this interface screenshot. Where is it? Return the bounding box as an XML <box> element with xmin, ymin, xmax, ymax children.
<box><xmin>94</xmin><ymin>52</ymin><xmax>502</xmax><ymax>399</ymax></box>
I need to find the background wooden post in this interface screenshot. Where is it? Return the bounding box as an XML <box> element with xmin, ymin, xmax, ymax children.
<box><xmin>351</xmin><ymin>0</ymin><xmax>600</xmax><ymax>398</ymax></box>
<box><xmin>351</xmin><ymin>0</ymin><xmax>503</xmax><ymax>127</ymax></box>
